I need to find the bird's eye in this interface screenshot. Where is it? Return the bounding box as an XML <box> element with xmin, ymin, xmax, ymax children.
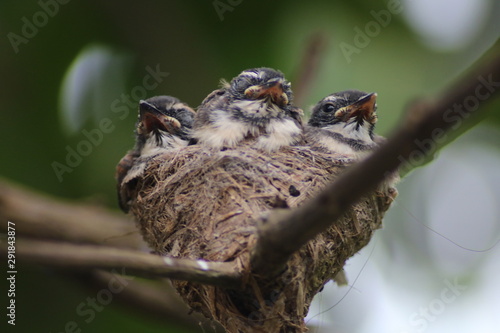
<box><xmin>322</xmin><ymin>104</ymin><xmax>335</xmax><ymax>113</ymax></box>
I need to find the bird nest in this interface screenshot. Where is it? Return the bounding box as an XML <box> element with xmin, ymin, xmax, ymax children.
<box><xmin>128</xmin><ymin>143</ymin><xmax>388</xmax><ymax>332</ymax></box>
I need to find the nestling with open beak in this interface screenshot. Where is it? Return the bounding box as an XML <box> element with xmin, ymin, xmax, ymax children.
<box><xmin>191</xmin><ymin>67</ymin><xmax>303</xmax><ymax>151</ymax></box>
<box><xmin>116</xmin><ymin>95</ymin><xmax>195</xmax><ymax>212</ymax></box>
<box><xmin>306</xmin><ymin>90</ymin><xmax>399</xmax><ymax>202</ymax></box>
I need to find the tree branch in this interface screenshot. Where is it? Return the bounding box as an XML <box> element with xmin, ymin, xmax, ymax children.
<box><xmin>0</xmin><ymin>178</ymin><xmax>143</xmax><ymax>249</ymax></box>
<box><xmin>293</xmin><ymin>31</ymin><xmax>328</xmax><ymax>107</ymax></box>
<box><xmin>0</xmin><ymin>178</ymin><xmax>226</xmax><ymax>329</ymax></box>
<box><xmin>251</xmin><ymin>51</ymin><xmax>500</xmax><ymax>276</ymax></box>
<box><xmin>73</xmin><ymin>270</ymin><xmax>218</xmax><ymax>331</ymax></box>
<box><xmin>5</xmin><ymin>238</ymin><xmax>242</xmax><ymax>288</ymax></box>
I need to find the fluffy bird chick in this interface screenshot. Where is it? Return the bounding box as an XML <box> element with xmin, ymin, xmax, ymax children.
<box><xmin>306</xmin><ymin>90</ymin><xmax>398</xmax><ymax>202</ymax></box>
<box><xmin>191</xmin><ymin>67</ymin><xmax>303</xmax><ymax>151</ymax></box>
<box><xmin>306</xmin><ymin>90</ymin><xmax>380</xmax><ymax>158</ymax></box>
<box><xmin>116</xmin><ymin>96</ymin><xmax>195</xmax><ymax>212</ymax></box>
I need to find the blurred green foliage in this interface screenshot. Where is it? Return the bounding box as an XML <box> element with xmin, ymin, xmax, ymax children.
<box><xmin>1</xmin><ymin>0</ymin><xmax>498</xmax><ymax>332</ymax></box>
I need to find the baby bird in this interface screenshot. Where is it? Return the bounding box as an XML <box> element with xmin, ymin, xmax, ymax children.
<box><xmin>306</xmin><ymin>90</ymin><xmax>380</xmax><ymax>158</ymax></box>
<box><xmin>191</xmin><ymin>67</ymin><xmax>303</xmax><ymax>151</ymax></box>
<box><xmin>306</xmin><ymin>90</ymin><xmax>398</xmax><ymax>203</ymax></box>
<box><xmin>116</xmin><ymin>96</ymin><xmax>195</xmax><ymax>212</ymax></box>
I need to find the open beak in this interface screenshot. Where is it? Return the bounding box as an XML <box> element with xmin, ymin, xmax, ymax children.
<box><xmin>336</xmin><ymin>93</ymin><xmax>377</xmax><ymax>124</ymax></box>
<box><xmin>244</xmin><ymin>79</ymin><xmax>289</xmax><ymax>106</ymax></box>
<box><xmin>139</xmin><ymin>100</ymin><xmax>181</xmax><ymax>134</ymax></box>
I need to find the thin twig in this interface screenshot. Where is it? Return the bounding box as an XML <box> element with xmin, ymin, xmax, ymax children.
<box><xmin>293</xmin><ymin>32</ymin><xmax>329</xmax><ymax>107</ymax></box>
<box><xmin>5</xmin><ymin>238</ymin><xmax>242</xmax><ymax>288</ymax></box>
<box><xmin>251</xmin><ymin>52</ymin><xmax>500</xmax><ymax>277</ymax></box>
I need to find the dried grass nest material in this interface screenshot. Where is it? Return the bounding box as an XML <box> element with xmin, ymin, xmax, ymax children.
<box><xmin>128</xmin><ymin>143</ymin><xmax>389</xmax><ymax>333</ymax></box>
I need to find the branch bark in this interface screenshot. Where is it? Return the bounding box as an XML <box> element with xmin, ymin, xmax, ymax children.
<box><xmin>4</xmin><ymin>238</ymin><xmax>242</xmax><ymax>288</ymax></box>
<box><xmin>63</xmin><ymin>271</ymin><xmax>191</xmax><ymax>331</ymax></box>
<box><xmin>293</xmin><ymin>32</ymin><xmax>328</xmax><ymax>107</ymax></box>
<box><xmin>72</xmin><ymin>270</ymin><xmax>221</xmax><ymax>331</ymax></box>
<box><xmin>250</xmin><ymin>52</ymin><xmax>500</xmax><ymax>276</ymax></box>
<box><xmin>0</xmin><ymin>180</ymin><xmax>225</xmax><ymax>330</ymax></box>
<box><xmin>0</xmin><ymin>179</ymin><xmax>143</xmax><ymax>249</ymax></box>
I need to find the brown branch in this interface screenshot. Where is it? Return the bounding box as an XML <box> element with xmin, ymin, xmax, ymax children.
<box><xmin>6</xmin><ymin>238</ymin><xmax>242</xmax><ymax>288</ymax></box>
<box><xmin>0</xmin><ymin>178</ymin><xmax>224</xmax><ymax>328</ymax></box>
<box><xmin>0</xmin><ymin>178</ymin><xmax>144</xmax><ymax>249</ymax></box>
<box><xmin>251</xmin><ymin>51</ymin><xmax>500</xmax><ymax>276</ymax></box>
<box><xmin>75</xmin><ymin>270</ymin><xmax>218</xmax><ymax>332</ymax></box>
<box><xmin>293</xmin><ymin>31</ymin><xmax>328</xmax><ymax>107</ymax></box>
